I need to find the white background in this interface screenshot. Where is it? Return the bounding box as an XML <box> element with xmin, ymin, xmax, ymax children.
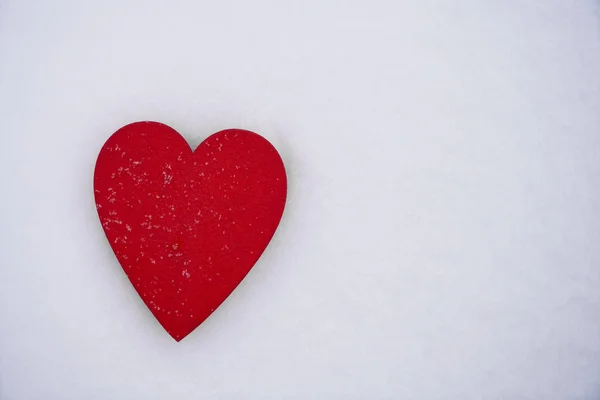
<box><xmin>1</xmin><ymin>1</ymin><xmax>600</xmax><ymax>399</ymax></box>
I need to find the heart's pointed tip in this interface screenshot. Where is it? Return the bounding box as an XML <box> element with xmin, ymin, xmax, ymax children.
<box><xmin>168</xmin><ymin>328</ymin><xmax>194</xmax><ymax>342</ymax></box>
<box><xmin>170</xmin><ymin>333</ymin><xmax>185</xmax><ymax>343</ymax></box>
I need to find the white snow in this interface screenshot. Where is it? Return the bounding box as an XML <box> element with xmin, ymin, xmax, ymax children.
<box><xmin>1</xmin><ymin>1</ymin><xmax>600</xmax><ymax>399</ymax></box>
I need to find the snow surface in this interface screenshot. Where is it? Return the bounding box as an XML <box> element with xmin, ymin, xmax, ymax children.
<box><xmin>1</xmin><ymin>1</ymin><xmax>600</xmax><ymax>399</ymax></box>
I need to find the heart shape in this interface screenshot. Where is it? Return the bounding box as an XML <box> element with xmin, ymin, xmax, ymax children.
<box><xmin>94</xmin><ymin>122</ymin><xmax>287</xmax><ymax>341</ymax></box>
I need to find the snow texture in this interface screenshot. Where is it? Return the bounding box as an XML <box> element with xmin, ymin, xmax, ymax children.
<box><xmin>1</xmin><ymin>1</ymin><xmax>600</xmax><ymax>399</ymax></box>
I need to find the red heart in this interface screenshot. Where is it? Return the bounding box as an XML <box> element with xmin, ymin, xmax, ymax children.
<box><xmin>94</xmin><ymin>122</ymin><xmax>287</xmax><ymax>341</ymax></box>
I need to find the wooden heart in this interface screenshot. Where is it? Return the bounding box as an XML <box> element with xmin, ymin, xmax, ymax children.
<box><xmin>94</xmin><ymin>121</ymin><xmax>287</xmax><ymax>341</ymax></box>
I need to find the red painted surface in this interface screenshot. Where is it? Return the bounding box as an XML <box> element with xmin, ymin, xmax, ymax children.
<box><xmin>94</xmin><ymin>122</ymin><xmax>287</xmax><ymax>341</ymax></box>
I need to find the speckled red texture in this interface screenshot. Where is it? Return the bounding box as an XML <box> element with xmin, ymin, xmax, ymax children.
<box><xmin>94</xmin><ymin>122</ymin><xmax>287</xmax><ymax>341</ymax></box>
